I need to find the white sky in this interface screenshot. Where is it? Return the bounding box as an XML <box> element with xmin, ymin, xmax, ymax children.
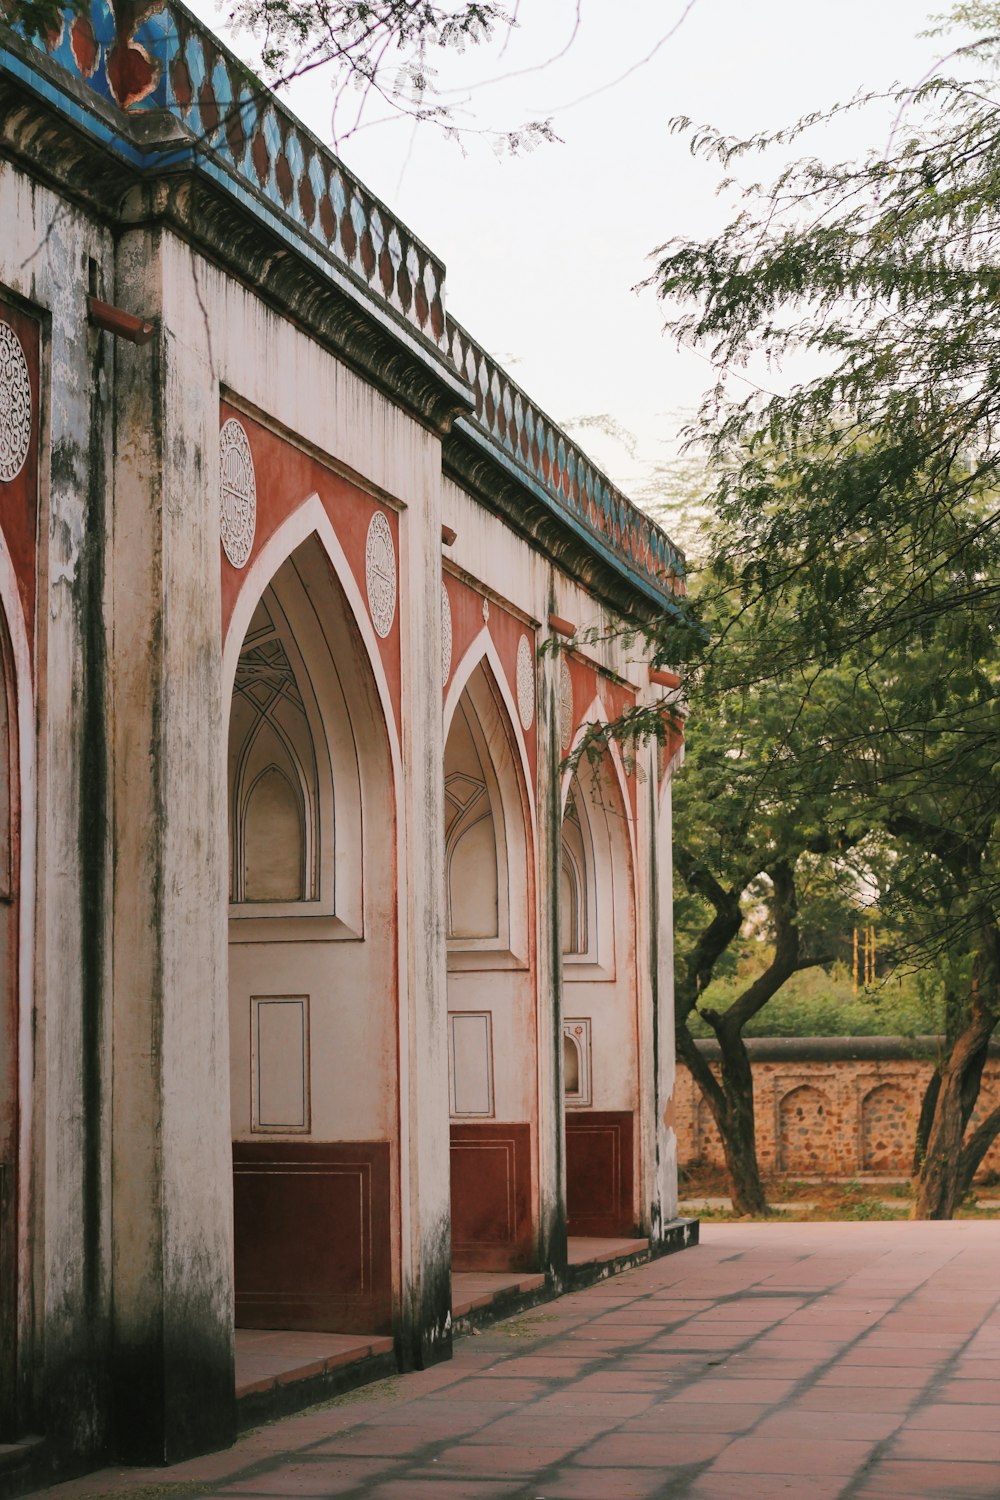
<box><xmin>191</xmin><ymin>0</ymin><xmax>950</xmax><ymax>504</ymax></box>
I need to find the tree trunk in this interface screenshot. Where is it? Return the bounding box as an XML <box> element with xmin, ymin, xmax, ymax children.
<box><xmin>675</xmin><ymin>1020</ymin><xmax>768</xmax><ymax>1217</ymax></box>
<box><xmin>715</xmin><ymin>1023</ymin><xmax>768</xmax><ymax>1216</ymax></box>
<box><xmin>914</xmin><ymin>989</ymin><xmax>996</xmax><ymax>1219</ymax></box>
<box><xmin>912</xmin><ymin>1069</ymin><xmax>941</xmax><ymax>1176</ymax></box>
<box><xmin>957</xmin><ymin>1104</ymin><xmax>1000</xmax><ymax>1202</ymax></box>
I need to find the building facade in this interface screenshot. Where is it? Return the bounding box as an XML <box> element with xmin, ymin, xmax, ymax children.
<box><xmin>0</xmin><ymin>0</ymin><xmax>688</xmax><ymax>1477</ymax></box>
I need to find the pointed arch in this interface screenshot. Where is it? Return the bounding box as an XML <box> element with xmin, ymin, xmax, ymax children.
<box><xmin>223</xmin><ymin>494</ymin><xmax>401</xmax><ymax>789</ymax></box>
<box><xmin>444</xmin><ymin>627</ymin><xmax>537</xmax><ymax>853</ymax></box>
<box><xmin>559</xmin><ymin>694</ymin><xmax>637</xmax><ymax>977</ymax></box>
<box><xmin>0</xmin><ymin>527</ymin><xmax>33</xmax><ymax>1431</ymax></box>
<box><xmin>444</xmin><ymin>643</ymin><xmax>532</xmax><ymax>963</ymax></box>
<box><xmin>561</xmin><ymin>693</ymin><xmax>637</xmax><ymax>879</ymax></box>
<box><xmin>225</xmin><ymin>499</ymin><xmax>403</xmax><ymax>1337</ymax></box>
<box><xmin>223</xmin><ymin>496</ymin><xmax>403</xmax><ymax>938</ymax></box>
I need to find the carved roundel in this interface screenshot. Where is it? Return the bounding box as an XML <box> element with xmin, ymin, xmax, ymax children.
<box><xmin>0</xmin><ymin>320</ymin><xmax>31</xmax><ymax>484</ymax></box>
<box><xmin>365</xmin><ymin>510</ymin><xmax>397</xmax><ymax>638</ymax></box>
<box><xmin>516</xmin><ymin>634</ymin><xmax>535</xmax><ymax>730</ymax></box>
<box><xmin>441</xmin><ymin>582</ymin><xmax>452</xmax><ymax>686</ymax></box>
<box><xmin>560</xmin><ymin>657</ymin><xmax>574</xmax><ymax>750</ymax></box>
<box><xmin>219</xmin><ymin>418</ymin><xmax>256</xmax><ymax>569</ymax></box>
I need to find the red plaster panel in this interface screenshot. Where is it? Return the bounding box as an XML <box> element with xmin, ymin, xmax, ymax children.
<box><xmin>450</xmin><ymin>1121</ymin><xmax>533</xmax><ymax>1271</ymax></box>
<box><xmin>0</xmin><ymin>303</ymin><xmax>39</xmax><ymax>666</ymax></box>
<box><xmin>443</xmin><ymin>573</ymin><xmax>536</xmax><ymax>787</ymax></box>
<box><xmin>220</xmin><ymin>404</ymin><xmax>401</xmax><ymax>735</ymax></box>
<box><xmin>564</xmin><ymin>656</ymin><xmax>637</xmax><ymax>817</ymax></box>
<box><xmin>233</xmin><ymin>1140</ymin><xmax>392</xmax><ymax>1334</ymax></box>
<box><xmin>565</xmin><ymin>1110</ymin><xmax>635</xmax><ymax>1237</ymax></box>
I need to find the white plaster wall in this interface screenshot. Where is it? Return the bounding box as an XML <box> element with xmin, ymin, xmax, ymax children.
<box><xmin>159</xmin><ymin>237</ymin><xmax>452</xmax><ymax>1351</ymax></box>
<box><xmin>0</xmin><ymin>158</ymin><xmax>117</xmax><ymax>1428</ymax></box>
<box><xmin>229</xmin><ymin>938</ymin><xmax>397</xmax><ymax>1141</ymax></box>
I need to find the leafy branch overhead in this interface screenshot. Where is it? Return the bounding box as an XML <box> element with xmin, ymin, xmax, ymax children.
<box><xmin>224</xmin><ymin>0</ymin><xmax>559</xmax><ymax>147</ymax></box>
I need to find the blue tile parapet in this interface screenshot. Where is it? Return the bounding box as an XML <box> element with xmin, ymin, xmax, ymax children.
<box><xmin>21</xmin><ymin>0</ymin><xmax>448</xmax><ymax>349</ymax></box>
<box><xmin>448</xmin><ymin>318</ymin><xmax>685</xmax><ymax>599</ymax></box>
<box><xmin>10</xmin><ymin>0</ymin><xmax>684</xmax><ymax>603</ymax></box>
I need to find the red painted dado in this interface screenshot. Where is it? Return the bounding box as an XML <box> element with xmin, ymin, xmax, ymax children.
<box><xmin>220</xmin><ymin>403</ymin><xmax>402</xmax><ymax>734</ymax></box>
<box><xmin>450</xmin><ymin>1122</ymin><xmax>534</xmax><ymax>1272</ymax></box>
<box><xmin>565</xmin><ymin>1110</ymin><xmax>635</xmax><ymax>1237</ymax></box>
<box><xmin>443</xmin><ymin>571</ymin><xmax>537</xmax><ymax>787</ymax></box>
<box><xmin>564</xmin><ymin>655</ymin><xmax>637</xmax><ymax>818</ymax></box>
<box><xmin>232</xmin><ymin>1140</ymin><xmax>393</xmax><ymax>1335</ymax></box>
<box><xmin>0</xmin><ymin>301</ymin><xmax>40</xmax><ymax>666</ymax></box>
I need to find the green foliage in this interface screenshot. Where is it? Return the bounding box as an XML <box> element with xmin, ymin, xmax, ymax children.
<box><xmin>597</xmin><ymin>4</ymin><xmax>1000</xmax><ymax>1214</ymax></box>
<box><xmin>687</xmin><ymin>959</ymin><xmax>944</xmax><ymax>1039</ymax></box>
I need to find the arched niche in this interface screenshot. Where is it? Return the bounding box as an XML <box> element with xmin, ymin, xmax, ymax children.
<box><xmin>560</xmin><ymin>778</ymin><xmax>600</xmax><ymax>965</ymax></box>
<box><xmin>226</xmin><ymin>529</ymin><xmax>399</xmax><ymax>1335</ymax></box>
<box><xmin>228</xmin><ymin>539</ymin><xmax>367</xmax><ymax>938</ymax></box>
<box><xmin>561</xmin><ymin>757</ymin><xmax>628</xmax><ymax>980</ymax></box>
<box><xmin>861</xmin><ymin>1083</ymin><xmax>911</xmax><ymax>1172</ymax></box>
<box><xmin>779</xmin><ymin>1084</ymin><xmax>834</xmax><ymax>1173</ymax></box>
<box><xmin>444</xmin><ymin>659</ymin><xmax>530</xmax><ymax>966</ymax></box>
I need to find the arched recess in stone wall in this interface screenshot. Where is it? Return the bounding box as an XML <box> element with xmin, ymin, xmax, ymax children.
<box><xmin>861</xmin><ymin>1083</ymin><xmax>913</xmax><ymax>1173</ymax></box>
<box><xmin>779</xmin><ymin>1084</ymin><xmax>834</xmax><ymax>1174</ymax></box>
<box><xmin>0</xmin><ymin>525</ymin><xmax>32</xmax><ymax>1442</ymax></box>
<box><xmin>444</xmin><ymin>643</ymin><xmax>536</xmax><ymax>1271</ymax></box>
<box><xmin>560</xmin><ymin>712</ymin><xmax>641</xmax><ymax>1238</ymax></box>
<box><xmin>0</xmin><ymin>596</ymin><xmax>22</xmax><ymax>1439</ymax></box>
<box><xmin>225</xmin><ymin>525</ymin><xmax>399</xmax><ymax>1336</ymax></box>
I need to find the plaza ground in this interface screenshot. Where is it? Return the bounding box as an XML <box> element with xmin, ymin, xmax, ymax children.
<box><xmin>29</xmin><ymin>1221</ymin><xmax>1000</xmax><ymax>1500</ymax></box>
<box><xmin>678</xmin><ymin>1167</ymin><xmax>1000</xmax><ymax>1222</ymax></box>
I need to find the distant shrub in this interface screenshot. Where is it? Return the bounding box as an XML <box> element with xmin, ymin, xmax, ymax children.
<box><xmin>687</xmin><ymin>957</ymin><xmax>943</xmax><ymax>1039</ymax></box>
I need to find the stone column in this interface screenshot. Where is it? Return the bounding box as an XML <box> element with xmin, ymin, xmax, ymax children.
<box><xmin>653</xmin><ymin>766</ymin><xmax>680</xmax><ymax>1232</ymax></box>
<box><xmin>107</xmin><ymin>224</ymin><xmax>234</xmax><ymax>1462</ymax></box>
<box><xmin>396</xmin><ymin>449</ymin><xmax>453</xmax><ymax>1368</ymax></box>
<box><xmin>535</xmin><ymin>596</ymin><xmax>567</xmax><ymax>1280</ymax></box>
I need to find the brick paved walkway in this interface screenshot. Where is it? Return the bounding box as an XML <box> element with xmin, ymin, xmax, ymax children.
<box><xmin>40</xmin><ymin>1222</ymin><xmax>1000</xmax><ymax>1500</ymax></box>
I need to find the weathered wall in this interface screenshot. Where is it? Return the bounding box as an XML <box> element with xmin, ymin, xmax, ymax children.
<box><xmin>675</xmin><ymin>1040</ymin><xmax>1000</xmax><ymax>1177</ymax></box>
<box><xmin>0</xmin><ymin>1</ymin><xmax>691</xmax><ymax>1473</ymax></box>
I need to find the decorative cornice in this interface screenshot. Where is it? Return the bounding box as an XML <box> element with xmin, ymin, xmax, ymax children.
<box><xmin>0</xmin><ymin>0</ymin><xmax>684</xmax><ymax>607</ymax></box>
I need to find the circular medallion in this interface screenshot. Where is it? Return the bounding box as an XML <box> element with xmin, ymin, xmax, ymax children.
<box><xmin>516</xmin><ymin>634</ymin><xmax>534</xmax><ymax>730</ymax></box>
<box><xmin>219</xmin><ymin>418</ymin><xmax>256</xmax><ymax>569</ymax></box>
<box><xmin>441</xmin><ymin>582</ymin><xmax>452</xmax><ymax>686</ymax></box>
<box><xmin>560</xmin><ymin>658</ymin><xmax>574</xmax><ymax>750</ymax></box>
<box><xmin>0</xmin><ymin>321</ymin><xmax>31</xmax><ymax>484</ymax></box>
<box><xmin>365</xmin><ymin>510</ymin><xmax>397</xmax><ymax>637</ymax></box>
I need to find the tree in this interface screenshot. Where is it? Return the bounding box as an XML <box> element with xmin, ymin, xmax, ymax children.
<box><xmin>646</xmin><ymin>574</ymin><xmax>862</xmax><ymax>1215</ymax></box>
<box><xmin>639</xmin><ymin>9</ymin><xmax>1000</xmax><ymax>1216</ymax></box>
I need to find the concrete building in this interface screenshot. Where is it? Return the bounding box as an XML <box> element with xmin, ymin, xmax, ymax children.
<box><xmin>0</xmin><ymin>0</ymin><xmax>689</xmax><ymax>1480</ymax></box>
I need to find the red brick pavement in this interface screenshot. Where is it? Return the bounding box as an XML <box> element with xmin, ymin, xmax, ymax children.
<box><xmin>36</xmin><ymin>1222</ymin><xmax>1000</xmax><ymax>1500</ymax></box>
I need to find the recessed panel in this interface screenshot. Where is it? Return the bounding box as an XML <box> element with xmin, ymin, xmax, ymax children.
<box><xmin>251</xmin><ymin>995</ymin><xmax>310</xmax><ymax>1132</ymax></box>
<box><xmin>450</xmin><ymin>1011</ymin><xmax>494</xmax><ymax>1116</ymax></box>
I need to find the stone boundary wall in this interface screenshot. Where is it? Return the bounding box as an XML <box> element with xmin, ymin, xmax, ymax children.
<box><xmin>675</xmin><ymin>1038</ymin><xmax>1000</xmax><ymax>1178</ymax></box>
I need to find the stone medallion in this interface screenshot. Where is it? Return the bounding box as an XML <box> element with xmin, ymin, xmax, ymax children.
<box><xmin>365</xmin><ymin>510</ymin><xmax>397</xmax><ymax>637</ymax></box>
<box><xmin>441</xmin><ymin>581</ymin><xmax>452</xmax><ymax>686</ymax></box>
<box><xmin>219</xmin><ymin>417</ymin><xmax>256</xmax><ymax>569</ymax></box>
<box><xmin>516</xmin><ymin>633</ymin><xmax>534</xmax><ymax>730</ymax></box>
<box><xmin>0</xmin><ymin>321</ymin><xmax>31</xmax><ymax>484</ymax></box>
